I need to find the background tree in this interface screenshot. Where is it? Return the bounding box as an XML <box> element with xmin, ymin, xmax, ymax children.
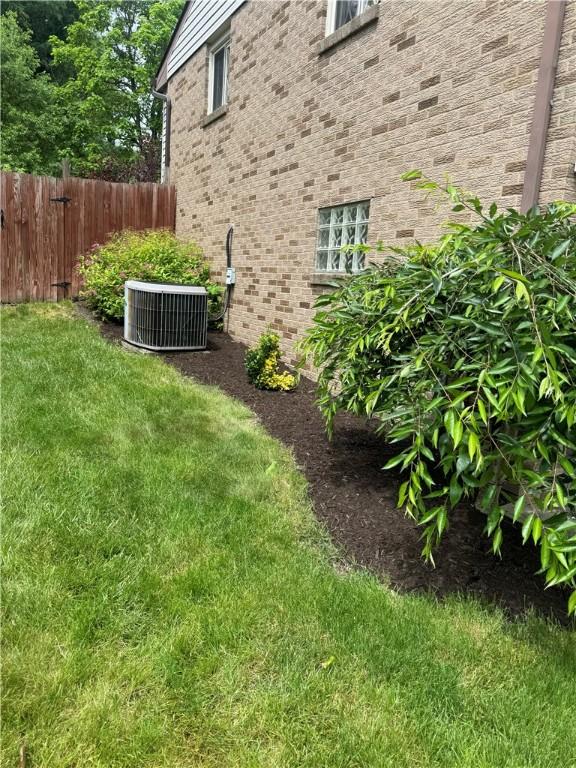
<box><xmin>0</xmin><ymin>12</ymin><xmax>61</xmax><ymax>174</ymax></box>
<box><xmin>50</xmin><ymin>0</ymin><xmax>183</xmax><ymax>180</ymax></box>
<box><xmin>0</xmin><ymin>0</ymin><xmax>183</xmax><ymax>181</ymax></box>
<box><xmin>1</xmin><ymin>1</ymin><xmax>79</xmax><ymax>80</ymax></box>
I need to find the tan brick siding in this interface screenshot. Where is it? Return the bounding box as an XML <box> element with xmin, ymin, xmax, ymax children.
<box><xmin>167</xmin><ymin>0</ymin><xmax>576</xmax><ymax>362</ymax></box>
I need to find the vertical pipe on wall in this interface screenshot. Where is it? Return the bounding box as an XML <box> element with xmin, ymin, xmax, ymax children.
<box><xmin>152</xmin><ymin>88</ymin><xmax>171</xmax><ymax>184</ymax></box>
<box><xmin>521</xmin><ymin>0</ymin><xmax>567</xmax><ymax>212</ymax></box>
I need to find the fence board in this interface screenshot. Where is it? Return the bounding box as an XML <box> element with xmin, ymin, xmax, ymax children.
<box><xmin>15</xmin><ymin>174</ymin><xmax>25</xmax><ymax>302</ymax></box>
<box><xmin>0</xmin><ymin>174</ymin><xmax>12</xmax><ymax>301</ymax></box>
<box><xmin>46</xmin><ymin>177</ymin><xmax>62</xmax><ymax>301</ymax></box>
<box><xmin>33</xmin><ymin>176</ymin><xmax>44</xmax><ymax>301</ymax></box>
<box><xmin>55</xmin><ymin>177</ymin><xmax>65</xmax><ymax>302</ymax></box>
<box><xmin>1</xmin><ymin>172</ymin><xmax>176</xmax><ymax>303</ymax></box>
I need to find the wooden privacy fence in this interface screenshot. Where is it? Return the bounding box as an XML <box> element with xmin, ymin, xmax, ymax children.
<box><xmin>0</xmin><ymin>172</ymin><xmax>176</xmax><ymax>303</ymax></box>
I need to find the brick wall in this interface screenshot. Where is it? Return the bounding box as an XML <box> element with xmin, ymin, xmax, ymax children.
<box><xmin>168</xmin><ymin>0</ymin><xmax>576</xmax><ymax>361</ymax></box>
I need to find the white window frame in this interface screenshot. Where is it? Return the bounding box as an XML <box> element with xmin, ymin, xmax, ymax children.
<box><xmin>325</xmin><ymin>0</ymin><xmax>375</xmax><ymax>36</ymax></box>
<box><xmin>207</xmin><ymin>33</ymin><xmax>230</xmax><ymax>114</ymax></box>
<box><xmin>315</xmin><ymin>201</ymin><xmax>370</xmax><ymax>273</ymax></box>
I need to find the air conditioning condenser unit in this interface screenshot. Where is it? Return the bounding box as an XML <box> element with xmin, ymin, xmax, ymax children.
<box><xmin>124</xmin><ymin>280</ymin><xmax>208</xmax><ymax>351</ymax></box>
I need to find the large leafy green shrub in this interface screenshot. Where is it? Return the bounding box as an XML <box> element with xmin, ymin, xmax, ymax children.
<box><xmin>79</xmin><ymin>229</ymin><xmax>221</xmax><ymax>320</ymax></box>
<box><xmin>245</xmin><ymin>331</ymin><xmax>297</xmax><ymax>391</ymax></box>
<box><xmin>301</xmin><ymin>173</ymin><xmax>576</xmax><ymax>612</ymax></box>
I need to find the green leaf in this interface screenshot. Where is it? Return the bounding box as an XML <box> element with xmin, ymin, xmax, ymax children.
<box><xmin>558</xmin><ymin>455</ymin><xmax>575</xmax><ymax>478</ymax></box>
<box><xmin>456</xmin><ymin>455</ymin><xmax>471</xmax><ymax>475</ymax></box>
<box><xmin>437</xmin><ymin>506</ymin><xmax>448</xmax><ymax>536</ymax></box>
<box><xmin>491</xmin><ymin>275</ymin><xmax>505</xmax><ymax>292</ymax></box>
<box><xmin>383</xmin><ymin>454</ymin><xmax>406</xmax><ymax>470</ymax></box>
<box><xmin>539</xmin><ymin>377</ymin><xmax>550</xmax><ymax>399</ymax></box>
<box><xmin>532</xmin><ymin>516</ymin><xmax>543</xmax><ymax>544</ymax></box>
<box><xmin>452</xmin><ymin>418</ymin><xmax>464</xmax><ymax>448</ymax></box>
<box><xmin>401</xmin><ymin>169</ymin><xmax>423</xmax><ymax>182</ymax></box>
<box><xmin>540</xmin><ymin>536</ymin><xmax>551</xmax><ymax>571</ymax></box>
<box><xmin>492</xmin><ymin>527</ymin><xmax>503</xmax><ymax>556</ymax></box>
<box><xmin>550</xmin><ymin>240</ymin><xmax>571</xmax><ymax>261</ymax></box>
<box><xmin>522</xmin><ymin>515</ymin><xmax>534</xmax><ymax>544</ymax></box>
<box><xmin>449</xmin><ymin>474</ymin><xmax>463</xmax><ymax>507</ymax></box>
<box><xmin>477</xmin><ymin>399</ymin><xmax>487</xmax><ymax>425</ymax></box>
<box><xmin>512</xmin><ymin>495</ymin><xmax>526</xmax><ymax>523</ymax></box>
<box><xmin>398</xmin><ymin>480</ymin><xmax>409</xmax><ymax>506</ymax></box>
<box><xmin>468</xmin><ymin>432</ymin><xmax>480</xmax><ymax>461</ymax></box>
<box><xmin>497</xmin><ymin>268</ymin><xmax>528</xmax><ymax>283</ymax></box>
<box><xmin>515</xmin><ymin>281</ymin><xmax>530</xmax><ymax>304</ymax></box>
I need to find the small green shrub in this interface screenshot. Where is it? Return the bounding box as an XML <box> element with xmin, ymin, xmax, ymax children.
<box><xmin>245</xmin><ymin>331</ymin><xmax>297</xmax><ymax>391</ymax></box>
<box><xmin>78</xmin><ymin>229</ymin><xmax>221</xmax><ymax>320</ymax></box>
<box><xmin>300</xmin><ymin>172</ymin><xmax>576</xmax><ymax>612</ymax></box>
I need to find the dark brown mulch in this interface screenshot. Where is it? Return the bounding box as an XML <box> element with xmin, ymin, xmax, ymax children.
<box><xmin>97</xmin><ymin>316</ymin><xmax>569</xmax><ymax>624</ymax></box>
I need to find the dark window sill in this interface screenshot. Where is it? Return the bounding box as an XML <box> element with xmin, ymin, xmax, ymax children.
<box><xmin>201</xmin><ymin>104</ymin><xmax>228</xmax><ymax>128</ymax></box>
<box><xmin>318</xmin><ymin>4</ymin><xmax>380</xmax><ymax>56</ymax></box>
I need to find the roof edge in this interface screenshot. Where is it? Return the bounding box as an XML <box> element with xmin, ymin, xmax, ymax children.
<box><xmin>154</xmin><ymin>0</ymin><xmax>192</xmax><ymax>89</ymax></box>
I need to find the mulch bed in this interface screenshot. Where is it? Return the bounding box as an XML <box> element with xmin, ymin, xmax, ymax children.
<box><xmin>96</xmin><ymin>313</ymin><xmax>569</xmax><ymax>624</ymax></box>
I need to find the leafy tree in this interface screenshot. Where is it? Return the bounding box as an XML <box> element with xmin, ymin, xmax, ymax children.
<box><xmin>1</xmin><ymin>1</ymin><xmax>79</xmax><ymax>79</ymax></box>
<box><xmin>0</xmin><ymin>12</ymin><xmax>61</xmax><ymax>174</ymax></box>
<box><xmin>50</xmin><ymin>0</ymin><xmax>183</xmax><ymax>179</ymax></box>
<box><xmin>301</xmin><ymin>174</ymin><xmax>576</xmax><ymax>612</ymax></box>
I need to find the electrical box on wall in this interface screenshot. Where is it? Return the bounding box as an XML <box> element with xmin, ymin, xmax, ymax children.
<box><xmin>226</xmin><ymin>267</ymin><xmax>236</xmax><ymax>285</ymax></box>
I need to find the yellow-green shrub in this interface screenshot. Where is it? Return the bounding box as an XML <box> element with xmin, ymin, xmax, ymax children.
<box><xmin>245</xmin><ymin>332</ymin><xmax>297</xmax><ymax>391</ymax></box>
<box><xmin>78</xmin><ymin>229</ymin><xmax>221</xmax><ymax>320</ymax></box>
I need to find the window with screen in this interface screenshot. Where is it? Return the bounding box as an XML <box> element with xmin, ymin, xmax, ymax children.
<box><xmin>327</xmin><ymin>0</ymin><xmax>376</xmax><ymax>34</ymax></box>
<box><xmin>208</xmin><ymin>35</ymin><xmax>230</xmax><ymax>113</ymax></box>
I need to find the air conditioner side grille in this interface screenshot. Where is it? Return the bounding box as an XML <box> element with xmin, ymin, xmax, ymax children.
<box><xmin>124</xmin><ymin>281</ymin><xmax>208</xmax><ymax>351</ymax></box>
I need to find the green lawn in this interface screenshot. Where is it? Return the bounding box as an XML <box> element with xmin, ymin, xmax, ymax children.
<box><xmin>2</xmin><ymin>303</ymin><xmax>575</xmax><ymax>768</ymax></box>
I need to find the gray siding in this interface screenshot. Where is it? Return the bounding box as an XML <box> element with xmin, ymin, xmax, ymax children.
<box><xmin>162</xmin><ymin>0</ymin><xmax>245</xmax><ymax>85</ymax></box>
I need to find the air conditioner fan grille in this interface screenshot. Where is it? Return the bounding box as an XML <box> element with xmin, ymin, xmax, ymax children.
<box><xmin>124</xmin><ymin>282</ymin><xmax>208</xmax><ymax>351</ymax></box>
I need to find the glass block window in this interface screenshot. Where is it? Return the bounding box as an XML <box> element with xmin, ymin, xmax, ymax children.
<box><xmin>328</xmin><ymin>0</ymin><xmax>376</xmax><ymax>34</ymax></box>
<box><xmin>208</xmin><ymin>35</ymin><xmax>230</xmax><ymax>113</ymax></box>
<box><xmin>316</xmin><ymin>201</ymin><xmax>370</xmax><ymax>272</ymax></box>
